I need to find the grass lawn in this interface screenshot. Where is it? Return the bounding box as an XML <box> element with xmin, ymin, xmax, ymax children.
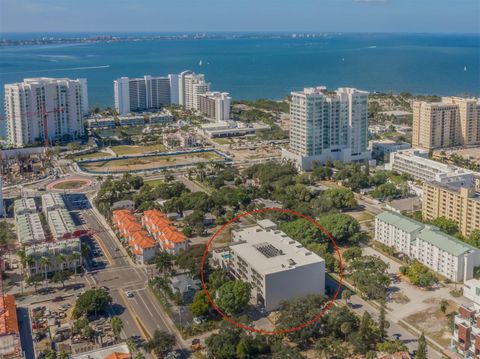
<box><xmin>111</xmin><ymin>144</ymin><xmax>167</xmax><ymax>156</ymax></box>
<box><xmin>144</xmin><ymin>178</ymin><xmax>164</xmax><ymax>187</ymax></box>
<box><xmin>212</xmin><ymin>138</ymin><xmax>233</xmax><ymax>145</ymax></box>
<box><xmin>73</xmin><ymin>151</ymin><xmax>112</xmax><ymax>161</ymax></box>
<box><xmin>81</xmin><ymin>150</ymin><xmax>224</xmax><ymax>173</ymax></box>
<box><xmin>404</xmin><ymin>299</ymin><xmax>456</xmax><ymax>348</ymax></box>
<box><xmin>53</xmin><ymin>180</ymin><xmax>88</xmax><ymax>190</ymax></box>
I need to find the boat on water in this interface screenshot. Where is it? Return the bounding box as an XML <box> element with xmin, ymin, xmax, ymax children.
<box><xmin>199</xmin><ymin>60</ymin><xmax>203</xmax><ymax>66</ymax></box>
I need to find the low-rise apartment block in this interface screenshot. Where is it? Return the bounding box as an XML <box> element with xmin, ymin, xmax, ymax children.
<box><xmin>375</xmin><ymin>211</ymin><xmax>480</xmax><ymax>281</ymax></box>
<box><xmin>213</xmin><ymin>219</ymin><xmax>325</xmax><ymax>311</ymax></box>
<box><xmin>15</xmin><ymin>212</ymin><xmax>46</xmax><ymax>245</ymax></box>
<box><xmin>368</xmin><ymin>139</ymin><xmax>411</xmax><ymax>161</ymax></box>
<box><xmin>142</xmin><ymin>210</ymin><xmax>188</xmax><ymax>254</ymax></box>
<box><xmin>13</xmin><ymin>197</ymin><xmax>37</xmax><ymax>216</ymax></box>
<box><xmin>47</xmin><ymin>208</ymin><xmax>77</xmax><ymax>240</ymax></box>
<box><xmin>200</xmin><ymin>120</ymin><xmax>270</xmax><ymax>138</ymax></box>
<box><xmin>451</xmin><ymin>304</ymin><xmax>480</xmax><ymax>358</ymax></box>
<box><xmin>118</xmin><ymin>115</ymin><xmax>145</xmax><ymax>127</ymax></box>
<box><xmin>15</xmin><ymin>193</ymin><xmax>82</xmax><ymax>277</ymax></box>
<box><xmin>149</xmin><ymin>110</ymin><xmax>174</xmax><ymax>124</ymax></box>
<box><xmin>386</xmin><ymin>149</ymin><xmax>474</xmax><ymax>187</ymax></box>
<box><xmin>112</xmin><ymin>209</ymin><xmax>157</xmax><ymax>264</ymax></box>
<box><xmin>42</xmin><ymin>192</ymin><xmax>66</xmax><ymax>212</ymax></box>
<box><xmin>24</xmin><ymin>238</ymin><xmax>82</xmax><ymax>277</ymax></box>
<box><xmin>86</xmin><ymin>117</ymin><xmax>117</xmax><ymax>129</ymax></box>
<box><xmin>423</xmin><ymin>181</ymin><xmax>480</xmax><ymax>237</ymax></box>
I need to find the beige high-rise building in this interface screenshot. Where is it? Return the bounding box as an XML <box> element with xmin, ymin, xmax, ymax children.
<box><xmin>412</xmin><ymin>97</ymin><xmax>480</xmax><ymax>150</ymax></box>
<box><xmin>423</xmin><ymin>181</ymin><xmax>480</xmax><ymax>237</ymax></box>
<box><xmin>198</xmin><ymin>91</ymin><xmax>231</xmax><ymax>122</ymax></box>
<box><xmin>444</xmin><ymin>97</ymin><xmax>480</xmax><ymax>146</ymax></box>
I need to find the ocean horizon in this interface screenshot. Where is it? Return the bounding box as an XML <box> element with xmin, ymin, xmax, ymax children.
<box><xmin>0</xmin><ymin>32</ymin><xmax>479</xmax><ymax>136</ymax></box>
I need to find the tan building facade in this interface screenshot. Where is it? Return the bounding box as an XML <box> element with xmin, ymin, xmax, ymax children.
<box><xmin>412</xmin><ymin>97</ymin><xmax>480</xmax><ymax>150</ymax></box>
<box><xmin>423</xmin><ymin>181</ymin><xmax>480</xmax><ymax>237</ymax></box>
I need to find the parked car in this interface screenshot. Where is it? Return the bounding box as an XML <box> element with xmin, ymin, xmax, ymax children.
<box><xmin>52</xmin><ymin>296</ymin><xmax>63</xmax><ymax>302</ymax></box>
<box><xmin>125</xmin><ymin>290</ymin><xmax>134</xmax><ymax>298</ymax></box>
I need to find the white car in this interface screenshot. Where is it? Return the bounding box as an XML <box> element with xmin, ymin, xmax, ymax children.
<box><xmin>193</xmin><ymin>317</ymin><xmax>204</xmax><ymax>325</ymax></box>
<box><xmin>125</xmin><ymin>290</ymin><xmax>134</xmax><ymax>298</ymax></box>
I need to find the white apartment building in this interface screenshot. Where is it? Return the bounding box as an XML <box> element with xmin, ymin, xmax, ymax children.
<box><xmin>114</xmin><ymin>75</ymin><xmax>173</xmax><ymax>115</ymax></box>
<box><xmin>282</xmin><ymin>86</ymin><xmax>370</xmax><ymax>170</ymax></box>
<box><xmin>214</xmin><ymin>219</ymin><xmax>325</xmax><ymax>311</ymax></box>
<box><xmin>117</xmin><ymin>114</ymin><xmax>145</xmax><ymax>127</ymax></box>
<box><xmin>47</xmin><ymin>208</ymin><xmax>76</xmax><ymax>240</ymax></box>
<box><xmin>375</xmin><ymin>211</ymin><xmax>480</xmax><ymax>281</ymax></box>
<box><xmin>198</xmin><ymin>91</ymin><xmax>231</xmax><ymax>122</ymax></box>
<box><xmin>14</xmin><ymin>198</ymin><xmax>37</xmax><ymax>216</ymax></box>
<box><xmin>200</xmin><ymin>120</ymin><xmax>270</xmax><ymax>138</ymax></box>
<box><xmin>5</xmin><ymin>77</ymin><xmax>88</xmax><ymax>147</ymax></box>
<box><xmin>183</xmin><ymin>73</ymin><xmax>211</xmax><ymax>110</ymax></box>
<box><xmin>386</xmin><ymin>149</ymin><xmax>474</xmax><ymax>187</ymax></box>
<box><xmin>149</xmin><ymin>110</ymin><xmax>174</xmax><ymax>124</ymax></box>
<box><xmin>41</xmin><ymin>193</ymin><xmax>66</xmax><ymax>213</ymax></box>
<box><xmin>15</xmin><ymin>213</ymin><xmax>46</xmax><ymax>245</ymax></box>
<box><xmin>463</xmin><ymin>279</ymin><xmax>480</xmax><ymax>308</ymax></box>
<box><xmin>24</xmin><ymin>238</ymin><xmax>82</xmax><ymax>277</ymax></box>
<box><xmin>85</xmin><ymin>117</ymin><xmax>116</xmax><ymax>129</ymax></box>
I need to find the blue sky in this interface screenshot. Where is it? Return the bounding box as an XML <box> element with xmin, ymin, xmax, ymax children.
<box><xmin>0</xmin><ymin>0</ymin><xmax>479</xmax><ymax>33</ymax></box>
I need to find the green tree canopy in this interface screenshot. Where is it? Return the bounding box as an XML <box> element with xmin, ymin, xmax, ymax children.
<box><xmin>216</xmin><ymin>280</ymin><xmax>251</xmax><ymax>315</ymax></box>
<box><xmin>73</xmin><ymin>289</ymin><xmax>112</xmax><ymax>318</ymax></box>
<box><xmin>144</xmin><ymin>330</ymin><xmax>176</xmax><ymax>358</ymax></box>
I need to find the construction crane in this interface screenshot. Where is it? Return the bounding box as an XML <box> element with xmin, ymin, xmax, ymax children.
<box><xmin>0</xmin><ymin>106</ymin><xmax>65</xmax><ymax>150</ymax></box>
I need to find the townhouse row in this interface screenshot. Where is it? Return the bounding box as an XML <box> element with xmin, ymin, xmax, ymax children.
<box><xmin>112</xmin><ymin>209</ymin><xmax>188</xmax><ymax>264</ymax></box>
<box><xmin>15</xmin><ymin>193</ymin><xmax>82</xmax><ymax>278</ymax></box>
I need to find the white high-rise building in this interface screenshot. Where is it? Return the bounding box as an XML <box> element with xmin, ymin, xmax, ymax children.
<box><xmin>168</xmin><ymin>74</ymin><xmax>179</xmax><ymax>105</ymax></box>
<box><xmin>178</xmin><ymin>70</ymin><xmax>193</xmax><ymax>107</ymax></box>
<box><xmin>114</xmin><ymin>75</ymin><xmax>171</xmax><ymax>115</ymax></box>
<box><xmin>198</xmin><ymin>92</ymin><xmax>231</xmax><ymax>122</ymax></box>
<box><xmin>0</xmin><ymin>176</ymin><xmax>4</xmax><ymax>217</ymax></box>
<box><xmin>183</xmin><ymin>73</ymin><xmax>211</xmax><ymax>110</ymax></box>
<box><xmin>282</xmin><ymin>86</ymin><xmax>370</xmax><ymax>170</ymax></box>
<box><xmin>5</xmin><ymin>77</ymin><xmax>88</xmax><ymax>147</ymax></box>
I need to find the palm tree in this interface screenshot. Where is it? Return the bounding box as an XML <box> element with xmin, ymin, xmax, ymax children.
<box><xmin>69</xmin><ymin>252</ymin><xmax>82</xmax><ymax>274</ymax></box>
<box><xmin>154</xmin><ymin>252</ymin><xmax>173</xmax><ymax>275</ymax></box>
<box><xmin>81</xmin><ymin>243</ymin><xmax>91</xmax><ymax>259</ymax></box>
<box><xmin>111</xmin><ymin>316</ymin><xmax>124</xmax><ymax>339</ymax></box>
<box><xmin>126</xmin><ymin>338</ymin><xmax>137</xmax><ymax>354</ymax></box>
<box><xmin>341</xmin><ymin>289</ymin><xmax>352</xmax><ymax>306</ymax></box>
<box><xmin>340</xmin><ymin>322</ymin><xmax>352</xmax><ymax>341</ymax></box>
<box><xmin>57</xmin><ymin>253</ymin><xmax>66</xmax><ymax>272</ymax></box>
<box><xmin>18</xmin><ymin>249</ymin><xmax>27</xmax><ymax>268</ymax></box>
<box><xmin>39</xmin><ymin>257</ymin><xmax>51</xmax><ymax>284</ymax></box>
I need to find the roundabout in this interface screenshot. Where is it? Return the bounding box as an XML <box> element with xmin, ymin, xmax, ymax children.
<box><xmin>47</xmin><ymin>176</ymin><xmax>94</xmax><ymax>192</ymax></box>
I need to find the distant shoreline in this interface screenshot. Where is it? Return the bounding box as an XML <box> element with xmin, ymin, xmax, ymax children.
<box><xmin>1</xmin><ymin>32</ymin><xmax>479</xmax><ymax>47</ymax></box>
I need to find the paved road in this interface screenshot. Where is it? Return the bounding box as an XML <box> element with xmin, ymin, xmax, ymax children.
<box><xmin>347</xmin><ymin>294</ymin><xmax>442</xmax><ymax>358</ymax></box>
<box><xmin>17</xmin><ymin>307</ymin><xmax>35</xmax><ymax>359</ymax></box>
<box><xmin>81</xmin><ymin>209</ymin><xmax>130</xmax><ymax>267</ymax></box>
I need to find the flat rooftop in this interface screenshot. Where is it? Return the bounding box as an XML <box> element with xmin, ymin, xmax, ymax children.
<box><xmin>231</xmin><ymin>224</ymin><xmax>324</xmax><ymax>275</ymax></box>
